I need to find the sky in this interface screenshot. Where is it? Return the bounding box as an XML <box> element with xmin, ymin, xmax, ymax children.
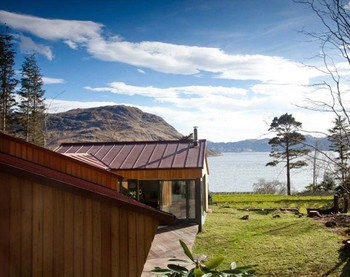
<box><xmin>0</xmin><ymin>0</ymin><xmax>345</xmax><ymax>142</ymax></box>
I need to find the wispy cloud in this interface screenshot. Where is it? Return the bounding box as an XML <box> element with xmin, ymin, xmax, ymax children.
<box><xmin>0</xmin><ymin>10</ymin><xmax>317</xmax><ymax>84</ymax></box>
<box><xmin>42</xmin><ymin>77</ymin><xmax>65</xmax><ymax>84</ymax></box>
<box><xmin>18</xmin><ymin>35</ymin><xmax>53</xmax><ymax>60</ymax></box>
<box><xmin>45</xmin><ymin>99</ymin><xmax>117</xmax><ymax>113</ymax></box>
<box><xmin>137</xmin><ymin>68</ymin><xmax>145</xmax><ymax>74</ymax></box>
<box><xmin>85</xmin><ymin>82</ymin><xmax>248</xmax><ymax>106</ymax></box>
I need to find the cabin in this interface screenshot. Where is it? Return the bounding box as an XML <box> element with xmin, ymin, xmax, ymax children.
<box><xmin>0</xmin><ymin>132</ymin><xmax>175</xmax><ymax>277</ymax></box>
<box><xmin>55</xmin><ymin>128</ymin><xmax>209</xmax><ymax>230</ymax></box>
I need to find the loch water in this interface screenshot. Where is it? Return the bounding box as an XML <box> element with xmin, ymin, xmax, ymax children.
<box><xmin>207</xmin><ymin>152</ymin><xmax>325</xmax><ymax>192</ymax></box>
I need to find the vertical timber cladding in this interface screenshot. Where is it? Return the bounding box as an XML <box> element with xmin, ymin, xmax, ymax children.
<box><xmin>0</xmin><ymin>171</ymin><xmax>10</xmax><ymax>277</ymax></box>
<box><xmin>0</xmin><ymin>171</ymin><xmax>159</xmax><ymax>277</ymax></box>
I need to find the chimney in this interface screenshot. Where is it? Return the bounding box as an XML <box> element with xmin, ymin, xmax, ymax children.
<box><xmin>193</xmin><ymin>126</ymin><xmax>198</xmax><ymax>146</ymax></box>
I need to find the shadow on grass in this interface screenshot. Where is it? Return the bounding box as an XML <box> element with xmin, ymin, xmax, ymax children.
<box><xmin>321</xmin><ymin>246</ymin><xmax>350</xmax><ymax>276</ymax></box>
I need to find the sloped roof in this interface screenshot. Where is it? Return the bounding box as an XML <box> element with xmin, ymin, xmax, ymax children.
<box><xmin>0</xmin><ymin>132</ymin><xmax>175</xmax><ymax>224</ymax></box>
<box><xmin>0</xmin><ymin>152</ymin><xmax>175</xmax><ymax>225</ymax></box>
<box><xmin>55</xmin><ymin>139</ymin><xmax>207</xmax><ymax>170</ymax></box>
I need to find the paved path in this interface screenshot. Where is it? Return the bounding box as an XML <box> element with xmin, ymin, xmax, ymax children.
<box><xmin>142</xmin><ymin>224</ymin><xmax>199</xmax><ymax>276</ymax></box>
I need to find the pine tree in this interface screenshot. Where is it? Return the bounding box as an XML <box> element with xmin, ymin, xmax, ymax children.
<box><xmin>328</xmin><ymin>116</ymin><xmax>350</xmax><ymax>187</ymax></box>
<box><xmin>0</xmin><ymin>26</ymin><xmax>17</xmax><ymax>133</ymax></box>
<box><xmin>266</xmin><ymin>113</ymin><xmax>310</xmax><ymax>195</ymax></box>
<box><xmin>18</xmin><ymin>54</ymin><xmax>46</xmax><ymax>145</ymax></box>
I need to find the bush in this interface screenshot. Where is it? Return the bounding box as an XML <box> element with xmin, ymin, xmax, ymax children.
<box><xmin>253</xmin><ymin>179</ymin><xmax>286</xmax><ymax>195</ymax></box>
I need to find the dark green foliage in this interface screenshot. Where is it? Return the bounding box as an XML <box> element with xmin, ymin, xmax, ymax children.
<box><xmin>18</xmin><ymin>54</ymin><xmax>46</xmax><ymax>146</ymax></box>
<box><xmin>319</xmin><ymin>171</ymin><xmax>336</xmax><ymax>192</ymax></box>
<box><xmin>328</xmin><ymin>116</ymin><xmax>350</xmax><ymax>188</ymax></box>
<box><xmin>0</xmin><ymin>26</ymin><xmax>17</xmax><ymax>133</ymax></box>
<box><xmin>266</xmin><ymin>113</ymin><xmax>310</xmax><ymax>195</ymax></box>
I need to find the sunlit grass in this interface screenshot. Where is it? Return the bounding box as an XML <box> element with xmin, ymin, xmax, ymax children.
<box><xmin>212</xmin><ymin>193</ymin><xmax>333</xmax><ymax>214</ymax></box>
<box><xmin>194</xmin><ymin>196</ymin><xmax>350</xmax><ymax>276</ymax></box>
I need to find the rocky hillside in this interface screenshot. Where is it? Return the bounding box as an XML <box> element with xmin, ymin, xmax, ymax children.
<box><xmin>46</xmin><ymin>105</ymin><xmax>183</xmax><ymax>148</ymax></box>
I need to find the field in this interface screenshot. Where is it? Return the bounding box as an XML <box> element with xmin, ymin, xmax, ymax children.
<box><xmin>212</xmin><ymin>193</ymin><xmax>334</xmax><ymax>213</ymax></box>
<box><xmin>193</xmin><ymin>194</ymin><xmax>350</xmax><ymax>276</ymax></box>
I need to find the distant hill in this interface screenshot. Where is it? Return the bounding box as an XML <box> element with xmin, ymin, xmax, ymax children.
<box><xmin>46</xmin><ymin>105</ymin><xmax>183</xmax><ymax>148</ymax></box>
<box><xmin>207</xmin><ymin>135</ymin><xmax>331</xmax><ymax>153</ymax></box>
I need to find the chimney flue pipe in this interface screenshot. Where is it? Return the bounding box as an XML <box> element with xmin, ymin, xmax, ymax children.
<box><xmin>193</xmin><ymin>126</ymin><xmax>198</xmax><ymax>146</ymax></box>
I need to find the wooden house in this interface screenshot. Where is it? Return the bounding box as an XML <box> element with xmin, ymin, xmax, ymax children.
<box><xmin>55</xmin><ymin>130</ymin><xmax>209</xmax><ymax>230</ymax></box>
<box><xmin>0</xmin><ymin>132</ymin><xmax>175</xmax><ymax>277</ymax></box>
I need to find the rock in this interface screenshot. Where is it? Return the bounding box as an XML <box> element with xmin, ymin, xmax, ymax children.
<box><xmin>343</xmin><ymin>239</ymin><xmax>350</xmax><ymax>248</ymax></box>
<box><xmin>240</xmin><ymin>215</ymin><xmax>249</xmax><ymax>220</ymax></box>
<box><xmin>325</xmin><ymin>221</ymin><xmax>337</xmax><ymax>228</ymax></box>
<box><xmin>307</xmin><ymin>210</ymin><xmax>322</xmax><ymax>218</ymax></box>
<box><xmin>273</xmin><ymin>214</ymin><xmax>281</xmax><ymax>218</ymax></box>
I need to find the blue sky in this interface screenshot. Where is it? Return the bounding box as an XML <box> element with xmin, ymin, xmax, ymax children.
<box><xmin>0</xmin><ymin>0</ymin><xmax>341</xmax><ymax>142</ymax></box>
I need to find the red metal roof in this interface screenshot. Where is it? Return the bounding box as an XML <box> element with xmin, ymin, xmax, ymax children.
<box><xmin>55</xmin><ymin>140</ymin><xmax>207</xmax><ymax>170</ymax></box>
<box><xmin>0</xmin><ymin>152</ymin><xmax>176</xmax><ymax>225</ymax></box>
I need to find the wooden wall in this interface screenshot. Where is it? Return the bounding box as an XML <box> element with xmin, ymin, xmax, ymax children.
<box><xmin>115</xmin><ymin>168</ymin><xmax>205</xmax><ymax>180</ymax></box>
<box><xmin>0</xmin><ymin>134</ymin><xmax>119</xmax><ymax>190</ymax></box>
<box><xmin>0</xmin><ymin>171</ymin><xmax>159</xmax><ymax>277</ymax></box>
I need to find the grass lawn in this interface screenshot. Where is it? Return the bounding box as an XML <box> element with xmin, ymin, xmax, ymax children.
<box><xmin>194</xmin><ymin>195</ymin><xmax>350</xmax><ymax>276</ymax></box>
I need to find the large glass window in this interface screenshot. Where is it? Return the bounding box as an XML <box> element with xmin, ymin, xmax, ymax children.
<box><xmin>159</xmin><ymin>180</ymin><xmax>195</xmax><ymax>220</ymax></box>
<box><xmin>124</xmin><ymin>179</ymin><xmax>197</xmax><ymax>221</ymax></box>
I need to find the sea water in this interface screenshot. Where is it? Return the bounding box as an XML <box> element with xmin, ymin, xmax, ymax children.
<box><xmin>207</xmin><ymin>152</ymin><xmax>328</xmax><ymax>192</ymax></box>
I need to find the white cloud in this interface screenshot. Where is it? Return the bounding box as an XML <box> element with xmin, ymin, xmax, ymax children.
<box><xmin>137</xmin><ymin>68</ymin><xmax>145</xmax><ymax>74</ymax></box>
<box><xmin>19</xmin><ymin>35</ymin><xmax>53</xmax><ymax>60</ymax></box>
<box><xmin>84</xmin><ymin>81</ymin><xmax>333</xmax><ymax>141</ymax></box>
<box><xmin>45</xmin><ymin>99</ymin><xmax>118</xmax><ymax>113</ymax></box>
<box><xmin>42</xmin><ymin>77</ymin><xmax>65</xmax><ymax>84</ymax></box>
<box><xmin>0</xmin><ymin>10</ymin><xmax>102</xmax><ymax>43</ymax></box>
<box><xmin>0</xmin><ymin>10</ymin><xmax>318</xmax><ymax>84</ymax></box>
<box><xmin>85</xmin><ymin>82</ymin><xmax>248</xmax><ymax>106</ymax></box>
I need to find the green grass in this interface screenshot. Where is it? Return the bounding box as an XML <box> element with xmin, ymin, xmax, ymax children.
<box><xmin>212</xmin><ymin>193</ymin><xmax>333</xmax><ymax>214</ymax></box>
<box><xmin>194</xmin><ymin>195</ymin><xmax>350</xmax><ymax>276</ymax></box>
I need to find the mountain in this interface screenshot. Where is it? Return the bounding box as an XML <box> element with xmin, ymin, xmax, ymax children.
<box><xmin>207</xmin><ymin>135</ymin><xmax>331</xmax><ymax>153</ymax></box>
<box><xmin>46</xmin><ymin>105</ymin><xmax>183</xmax><ymax>148</ymax></box>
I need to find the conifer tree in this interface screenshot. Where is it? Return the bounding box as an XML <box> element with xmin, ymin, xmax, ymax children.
<box><xmin>0</xmin><ymin>26</ymin><xmax>17</xmax><ymax>133</ymax></box>
<box><xmin>18</xmin><ymin>54</ymin><xmax>46</xmax><ymax>145</ymax></box>
<box><xmin>328</xmin><ymin>116</ymin><xmax>350</xmax><ymax>187</ymax></box>
<box><xmin>266</xmin><ymin>113</ymin><xmax>310</xmax><ymax>195</ymax></box>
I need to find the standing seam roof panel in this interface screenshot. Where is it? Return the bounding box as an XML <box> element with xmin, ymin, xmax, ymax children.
<box><xmin>56</xmin><ymin>140</ymin><xmax>207</xmax><ymax>170</ymax></box>
<box><xmin>185</xmin><ymin>145</ymin><xmax>201</xmax><ymax>168</ymax></box>
<box><xmin>87</xmin><ymin>145</ymin><xmax>103</xmax><ymax>156</ymax></box>
<box><xmin>146</xmin><ymin>144</ymin><xmax>167</xmax><ymax>169</ymax></box>
<box><xmin>133</xmin><ymin>144</ymin><xmax>155</xmax><ymax>169</ymax></box>
<box><xmin>108</xmin><ymin>145</ymin><xmax>126</xmax><ymax>168</ymax></box>
<box><xmin>159</xmin><ymin>143</ymin><xmax>178</xmax><ymax>168</ymax></box>
<box><xmin>120</xmin><ymin>144</ymin><xmax>145</xmax><ymax>169</ymax></box>
<box><xmin>197</xmin><ymin>142</ymin><xmax>205</xmax><ymax>168</ymax></box>
<box><xmin>76</xmin><ymin>145</ymin><xmax>92</xmax><ymax>153</ymax></box>
<box><xmin>113</xmin><ymin>144</ymin><xmax>135</xmax><ymax>169</ymax></box>
<box><xmin>93</xmin><ymin>145</ymin><xmax>114</xmax><ymax>160</ymax></box>
<box><xmin>100</xmin><ymin>145</ymin><xmax>116</xmax><ymax>164</ymax></box>
<box><xmin>172</xmin><ymin>143</ymin><xmax>190</xmax><ymax>168</ymax></box>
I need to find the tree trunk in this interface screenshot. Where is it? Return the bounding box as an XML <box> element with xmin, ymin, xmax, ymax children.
<box><xmin>343</xmin><ymin>193</ymin><xmax>349</xmax><ymax>213</ymax></box>
<box><xmin>333</xmin><ymin>194</ymin><xmax>339</xmax><ymax>213</ymax></box>
<box><xmin>286</xmin><ymin>141</ymin><xmax>291</xmax><ymax>195</ymax></box>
